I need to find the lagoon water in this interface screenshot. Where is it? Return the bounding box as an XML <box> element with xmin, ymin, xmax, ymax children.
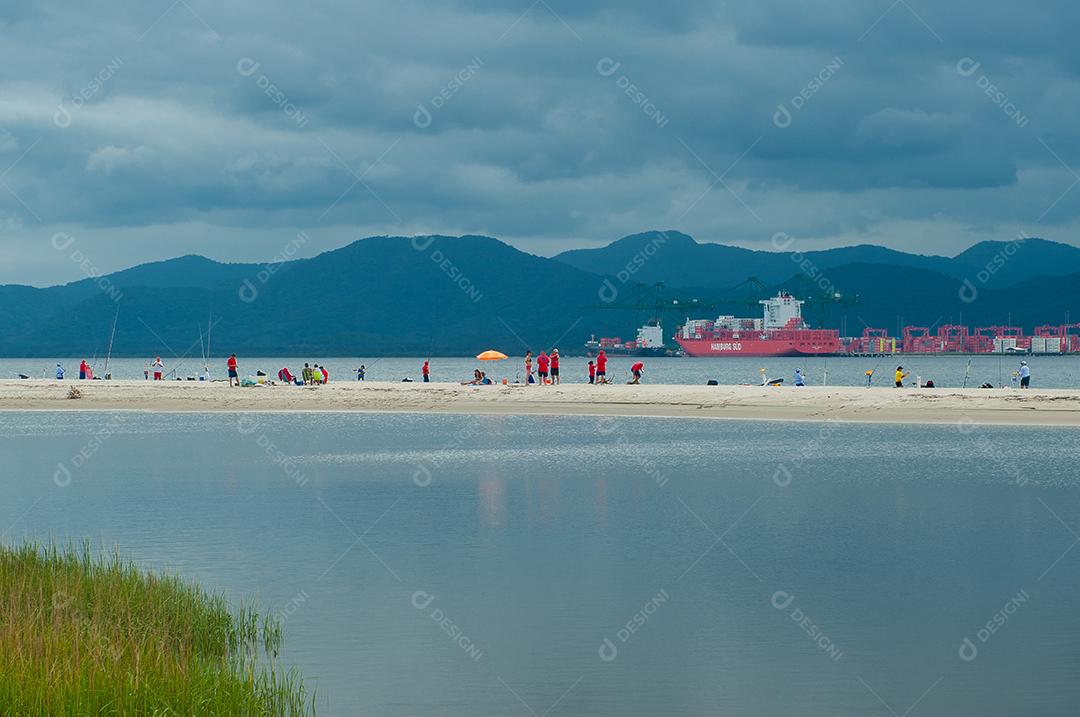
<box><xmin>3</xmin><ymin>412</ymin><xmax>1080</xmax><ymax>715</ymax></box>
<box><xmin>2</xmin><ymin>354</ymin><xmax>1079</xmax><ymax>388</ymax></box>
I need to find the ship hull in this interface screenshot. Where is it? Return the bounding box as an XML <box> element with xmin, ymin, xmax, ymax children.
<box><xmin>676</xmin><ymin>336</ymin><xmax>840</xmax><ymax>357</ymax></box>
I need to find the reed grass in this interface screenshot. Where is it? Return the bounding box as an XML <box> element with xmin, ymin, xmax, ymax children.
<box><xmin>0</xmin><ymin>542</ymin><xmax>314</xmax><ymax>716</ymax></box>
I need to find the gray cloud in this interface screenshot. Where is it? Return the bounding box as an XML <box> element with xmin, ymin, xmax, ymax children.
<box><xmin>0</xmin><ymin>0</ymin><xmax>1078</xmax><ymax>285</ymax></box>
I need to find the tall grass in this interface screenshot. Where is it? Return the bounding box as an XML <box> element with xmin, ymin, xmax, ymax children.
<box><xmin>0</xmin><ymin>542</ymin><xmax>314</xmax><ymax>716</ymax></box>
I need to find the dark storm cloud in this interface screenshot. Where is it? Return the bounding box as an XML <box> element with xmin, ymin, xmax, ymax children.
<box><xmin>0</xmin><ymin>0</ymin><xmax>1078</xmax><ymax>284</ymax></box>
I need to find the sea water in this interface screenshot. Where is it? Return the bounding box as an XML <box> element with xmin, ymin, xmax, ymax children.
<box><xmin>0</xmin><ymin>354</ymin><xmax>1076</xmax><ymax>388</ymax></box>
<box><xmin>2</xmin><ymin>412</ymin><xmax>1080</xmax><ymax>716</ymax></box>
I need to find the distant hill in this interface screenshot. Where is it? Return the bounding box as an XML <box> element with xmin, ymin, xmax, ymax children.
<box><xmin>553</xmin><ymin>231</ymin><xmax>1080</xmax><ymax>290</ymax></box>
<box><xmin>0</xmin><ymin>236</ymin><xmax>630</xmax><ymax>357</ymax></box>
<box><xmin>0</xmin><ymin>232</ymin><xmax>1078</xmax><ymax>357</ymax></box>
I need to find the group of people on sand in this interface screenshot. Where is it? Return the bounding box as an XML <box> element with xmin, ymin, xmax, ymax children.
<box><xmin>456</xmin><ymin>348</ymin><xmax>643</xmax><ymax>386</ymax></box>
<box><xmin>55</xmin><ymin>360</ymin><xmax>97</xmax><ymax>380</ymax></box>
<box><xmin>276</xmin><ymin>362</ymin><xmax>329</xmax><ymax>386</ymax></box>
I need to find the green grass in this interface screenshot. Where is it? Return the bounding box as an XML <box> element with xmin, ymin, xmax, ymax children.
<box><xmin>0</xmin><ymin>542</ymin><xmax>315</xmax><ymax>716</ymax></box>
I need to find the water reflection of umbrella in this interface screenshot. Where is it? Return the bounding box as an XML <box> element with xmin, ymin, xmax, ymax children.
<box><xmin>476</xmin><ymin>350</ymin><xmax>509</xmax><ymax>361</ymax></box>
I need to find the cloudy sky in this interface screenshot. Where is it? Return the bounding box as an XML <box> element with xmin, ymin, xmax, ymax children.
<box><xmin>1</xmin><ymin>0</ymin><xmax>1079</xmax><ymax>285</ymax></box>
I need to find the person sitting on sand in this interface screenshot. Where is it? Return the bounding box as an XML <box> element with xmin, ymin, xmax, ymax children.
<box><xmin>793</xmin><ymin>369</ymin><xmax>805</xmax><ymax>386</ymax></box>
<box><xmin>311</xmin><ymin>365</ymin><xmax>323</xmax><ymax>385</ymax></box>
<box><xmin>56</xmin><ymin>363</ymin><xmax>65</xmax><ymax>380</ymax></box>
<box><xmin>480</xmin><ymin>372</ymin><xmax>493</xmax><ymax>385</ymax></box>
<box><xmin>462</xmin><ymin>369</ymin><xmax>483</xmax><ymax>386</ymax></box>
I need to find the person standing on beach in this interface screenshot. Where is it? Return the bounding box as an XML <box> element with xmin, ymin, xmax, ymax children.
<box><xmin>793</xmin><ymin>368</ymin><xmax>805</xmax><ymax>387</ymax></box>
<box><xmin>357</xmin><ymin>365</ymin><xmax>366</xmax><ymax>381</ymax></box>
<box><xmin>524</xmin><ymin>351</ymin><xmax>533</xmax><ymax>384</ymax></box>
<box><xmin>550</xmin><ymin>349</ymin><xmax>561</xmax><ymax>385</ymax></box>
<box><xmin>56</xmin><ymin>363</ymin><xmax>65</xmax><ymax>380</ymax></box>
<box><xmin>321</xmin><ymin>365</ymin><xmax>329</xmax><ymax>383</ymax></box>
<box><xmin>537</xmin><ymin>351</ymin><xmax>549</xmax><ymax>384</ymax></box>
<box><xmin>79</xmin><ymin>360</ymin><xmax>87</xmax><ymax>380</ymax></box>
<box><xmin>422</xmin><ymin>360</ymin><xmax>430</xmax><ymax>383</ymax></box>
<box><xmin>227</xmin><ymin>354</ymin><xmax>239</xmax><ymax>387</ymax></box>
<box><xmin>588</xmin><ymin>360</ymin><xmax>596</xmax><ymax>384</ymax></box>
<box><xmin>151</xmin><ymin>357</ymin><xmax>164</xmax><ymax>381</ymax></box>
<box><xmin>595</xmin><ymin>350</ymin><xmax>608</xmax><ymax>384</ymax></box>
<box><xmin>894</xmin><ymin>366</ymin><xmax>909</xmax><ymax>388</ymax></box>
<box><xmin>1018</xmin><ymin>361</ymin><xmax>1031</xmax><ymax>388</ymax></box>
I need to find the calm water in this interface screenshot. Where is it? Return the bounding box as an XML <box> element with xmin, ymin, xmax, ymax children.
<box><xmin>3</xmin><ymin>412</ymin><xmax>1080</xmax><ymax>716</ymax></box>
<box><xmin>1</xmin><ymin>354</ymin><xmax>1078</xmax><ymax>388</ymax></box>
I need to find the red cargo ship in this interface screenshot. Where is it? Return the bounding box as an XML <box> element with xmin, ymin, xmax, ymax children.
<box><xmin>676</xmin><ymin>293</ymin><xmax>841</xmax><ymax>357</ymax></box>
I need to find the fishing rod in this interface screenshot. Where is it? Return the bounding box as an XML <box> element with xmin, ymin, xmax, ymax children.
<box><xmin>103</xmin><ymin>305</ymin><xmax>120</xmax><ymax>378</ymax></box>
<box><xmin>865</xmin><ymin>351</ymin><xmax>890</xmax><ymax>387</ymax></box>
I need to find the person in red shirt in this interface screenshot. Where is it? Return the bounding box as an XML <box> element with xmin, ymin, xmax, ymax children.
<box><xmin>588</xmin><ymin>360</ymin><xmax>596</xmax><ymax>384</ymax></box>
<box><xmin>595</xmin><ymin>350</ymin><xmax>608</xmax><ymax>384</ymax></box>
<box><xmin>629</xmin><ymin>361</ymin><xmax>644</xmax><ymax>384</ymax></box>
<box><xmin>536</xmin><ymin>351</ymin><xmax>549</xmax><ymax>384</ymax></box>
<box><xmin>422</xmin><ymin>360</ymin><xmax>430</xmax><ymax>383</ymax></box>
<box><xmin>227</xmin><ymin>354</ymin><xmax>239</xmax><ymax>387</ymax></box>
<box><xmin>549</xmin><ymin>348</ymin><xmax>561</xmax><ymax>385</ymax></box>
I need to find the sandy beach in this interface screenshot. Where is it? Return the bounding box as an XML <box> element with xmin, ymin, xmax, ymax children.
<box><xmin>1</xmin><ymin>379</ymin><xmax>1079</xmax><ymax>426</ymax></box>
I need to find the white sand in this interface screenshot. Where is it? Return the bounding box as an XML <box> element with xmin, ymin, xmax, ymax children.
<box><xmin>1</xmin><ymin>379</ymin><xmax>1079</xmax><ymax>426</ymax></box>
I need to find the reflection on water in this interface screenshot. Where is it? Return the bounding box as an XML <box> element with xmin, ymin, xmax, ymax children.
<box><xmin>2</xmin><ymin>411</ymin><xmax>1080</xmax><ymax>716</ymax></box>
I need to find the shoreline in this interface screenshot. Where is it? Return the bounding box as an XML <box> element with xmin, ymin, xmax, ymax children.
<box><xmin>1</xmin><ymin>380</ymin><xmax>1079</xmax><ymax>426</ymax></box>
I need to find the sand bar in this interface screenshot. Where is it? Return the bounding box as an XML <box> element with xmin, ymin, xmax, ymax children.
<box><xmin>1</xmin><ymin>379</ymin><xmax>1079</xmax><ymax>426</ymax></box>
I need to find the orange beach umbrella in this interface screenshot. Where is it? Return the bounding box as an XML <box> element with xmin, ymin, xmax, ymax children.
<box><xmin>476</xmin><ymin>350</ymin><xmax>509</xmax><ymax>361</ymax></box>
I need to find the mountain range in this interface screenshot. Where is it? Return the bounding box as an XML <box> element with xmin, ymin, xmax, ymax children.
<box><xmin>2</xmin><ymin>231</ymin><xmax>1078</xmax><ymax>357</ymax></box>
